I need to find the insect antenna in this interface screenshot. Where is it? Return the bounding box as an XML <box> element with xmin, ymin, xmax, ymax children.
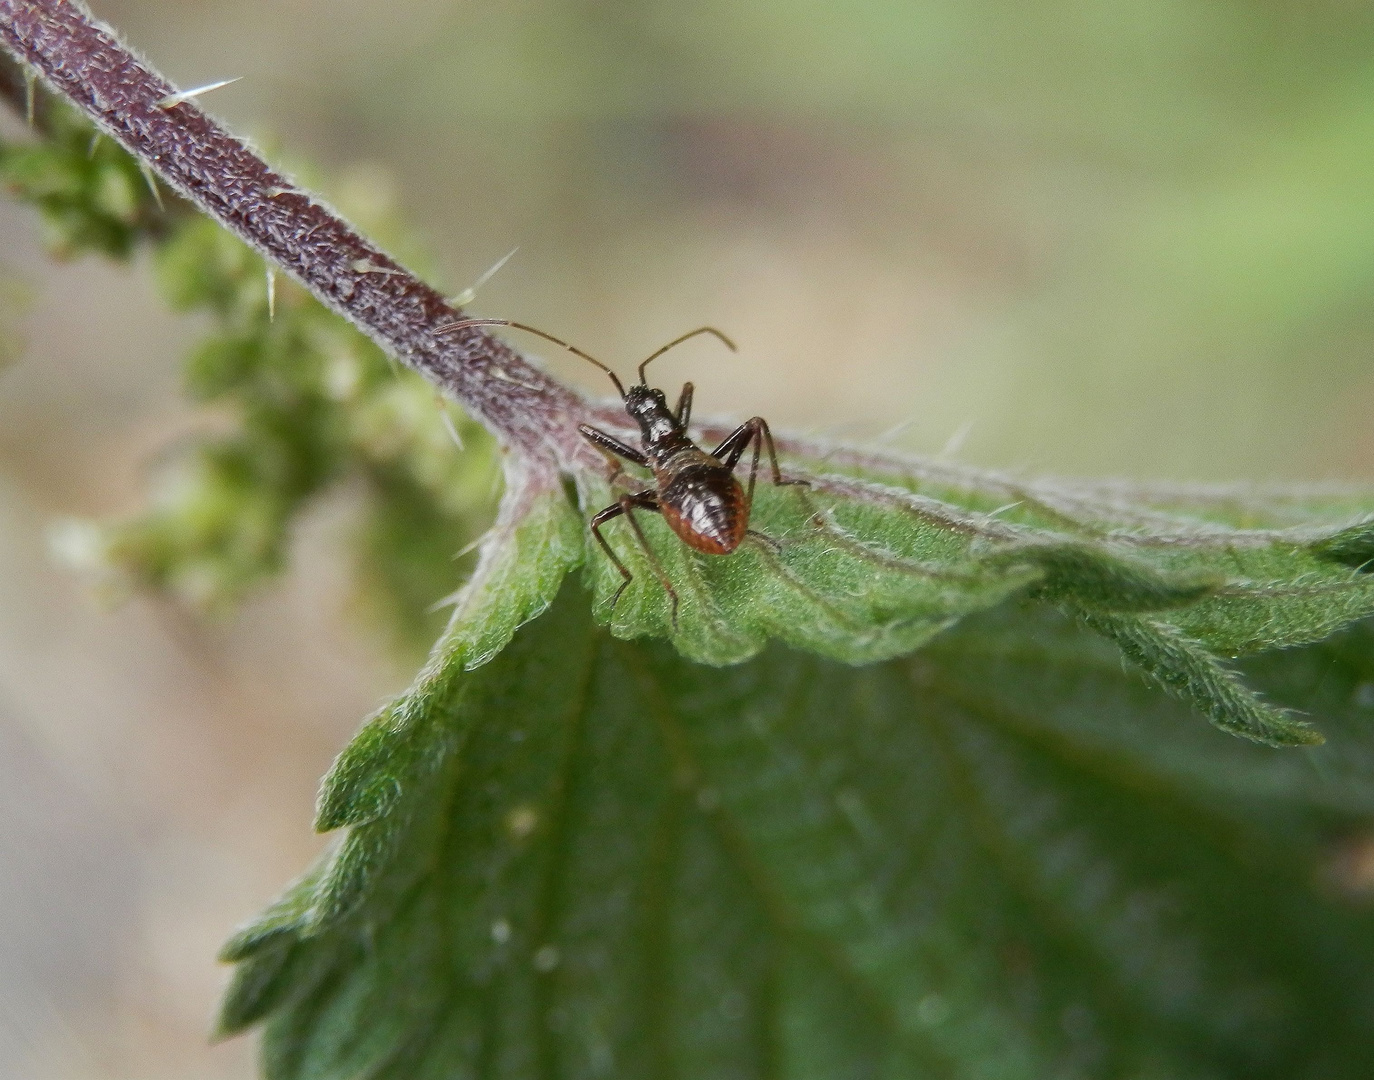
<box><xmin>437</xmin><ymin>318</ymin><xmax>626</xmax><ymax>397</ymax></box>
<box><xmin>637</xmin><ymin>326</ymin><xmax>736</xmax><ymax>386</ymax></box>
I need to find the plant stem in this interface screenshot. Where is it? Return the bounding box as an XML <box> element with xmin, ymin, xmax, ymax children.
<box><xmin>0</xmin><ymin>0</ymin><xmax>592</xmax><ymax>473</ymax></box>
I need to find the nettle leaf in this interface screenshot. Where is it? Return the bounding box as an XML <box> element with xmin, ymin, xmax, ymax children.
<box><xmin>220</xmin><ymin>480</ymin><xmax>1374</xmax><ymax>1078</ymax></box>
<box><xmin>574</xmin><ymin>444</ymin><xmax>1374</xmax><ymax>745</ymax></box>
<box><xmin>218</xmin><ymin>462</ymin><xmax>1374</xmax><ymax>1079</ymax></box>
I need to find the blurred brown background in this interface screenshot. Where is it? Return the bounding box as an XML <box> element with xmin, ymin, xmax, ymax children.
<box><xmin>3</xmin><ymin>0</ymin><xmax>1374</xmax><ymax>1077</ymax></box>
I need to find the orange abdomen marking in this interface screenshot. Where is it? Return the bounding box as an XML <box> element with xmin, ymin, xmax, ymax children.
<box><xmin>658</xmin><ymin>466</ymin><xmax>748</xmax><ymax>555</ymax></box>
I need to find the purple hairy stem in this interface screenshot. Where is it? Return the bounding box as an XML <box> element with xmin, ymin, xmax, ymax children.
<box><xmin>0</xmin><ymin>0</ymin><xmax>604</xmax><ymax>476</ymax></box>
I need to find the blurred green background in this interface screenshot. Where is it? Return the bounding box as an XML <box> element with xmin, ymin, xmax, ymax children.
<box><xmin>2</xmin><ymin>1</ymin><xmax>1374</xmax><ymax>1077</ymax></box>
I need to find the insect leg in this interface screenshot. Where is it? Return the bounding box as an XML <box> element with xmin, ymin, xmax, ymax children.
<box><xmin>710</xmin><ymin>420</ymin><xmax>751</xmax><ymax>467</ymax></box>
<box><xmin>589</xmin><ymin>501</ymin><xmax>635</xmax><ymax>611</ymax></box>
<box><xmin>579</xmin><ymin>424</ymin><xmax>648</xmax><ymax>485</ymax></box>
<box><xmin>674</xmin><ymin>381</ymin><xmax>694</xmax><ymax>428</ymax></box>
<box><xmin>745</xmin><ymin>529</ymin><xmax>782</xmax><ymax>554</ymax></box>
<box><xmin>711</xmin><ymin>416</ymin><xmax>807</xmax><ymax>504</ymax></box>
<box><xmin>579</xmin><ymin>424</ymin><xmax>648</xmax><ymax>467</ymax></box>
<box><xmin>589</xmin><ymin>491</ymin><xmax>680</xmax><ymax>626</ymax></box>
<box><xmin>618</xmin><ymin>491</ymin><xmax>680</xmax><ymax>628</ymax></box>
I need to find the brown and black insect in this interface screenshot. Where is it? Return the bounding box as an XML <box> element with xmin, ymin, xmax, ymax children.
<box><xmin>443</xmin><ymin>319</ymin><xmax>805</xmax><ymax>622</ymax></box>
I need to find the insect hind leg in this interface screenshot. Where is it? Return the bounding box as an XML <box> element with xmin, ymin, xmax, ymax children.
<box><xmin>712</xmin><ymin>416</ymin><xmax>809</xmax><ymax>505</ymax></box>
<box><xmin>589</xmin><ymin>490</ymin><xmax>680</xmax><ymax>627</ymax></box>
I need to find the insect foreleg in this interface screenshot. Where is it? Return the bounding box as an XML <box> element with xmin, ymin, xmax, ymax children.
<box><xmin>579</xmin><ymin>424</ymin><xmax>649</xmax><ymax>485</ymax></box>
<box><xmin>579</xmin><ymin>424</ymin><xmax>649</xmax><ymax>467</ymax></box>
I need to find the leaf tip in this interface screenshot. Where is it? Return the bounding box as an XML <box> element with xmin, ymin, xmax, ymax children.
<box><xmin>1262</xmin><ymin>716</ymin><xmax>1325</xmax><ymax>749</ymax></box>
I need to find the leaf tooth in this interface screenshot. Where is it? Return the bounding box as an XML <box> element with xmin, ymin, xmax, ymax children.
<box><xmin>306</xmin><ymin>822</ymin><xmax>402</xmax><ymax>932</ymax></box>
<box><xmin>218</xmin><ymin>861</ymin><xmax>325</xmax><ymax>962</ymax></box>
<box><xmin>215</xmin><ymin>941</ymin><xmax>298</xmax><ymax>1036</ymax></box>
<box><xmin>314</xmin><ymin>708</ymin><xmax>412</xmax><ymax>833</ymax></box>
<box><xmin>218</xmin><ymin>919</ymin><xmax>303</xmax><ymax>965</ymax></box>
<box><xmin>313</xmin><ymin>687</ymin><xmax>455</xmax><ymax>833</ymax></box>
<box><xmin>1079</xmin><ymin>611</ymin><xmax>1323</xmax><ymax>748</ymax></box>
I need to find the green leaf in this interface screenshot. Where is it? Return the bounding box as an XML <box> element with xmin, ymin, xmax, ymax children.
<box><xmin>211</xmin><ymin>419</ymin><xmax>1374</xmax><ymax>1076</ymax></box>
<box><xmin>221</xmin><ymin>568</ymin><xmax>1374</xmax><ymax>1078</ymax></box>
<box><xmin>577</xmin><ymin>458</ymin><xmax>1374</xmax><ymax>673</ymax></box>
<box><xmin>0</xmin><ymin>96</ymin><xmax>174</xmax><ymax>258</ymax></box>
<box><xmin>312</xmin><ymin>482</ymin><xmax>583</xmax><ymax>839</ymax></box>
<box><xmin>1075</xmin><ymin>610</ymin><xmax>1318</xmax><ymax>747</ymax></box>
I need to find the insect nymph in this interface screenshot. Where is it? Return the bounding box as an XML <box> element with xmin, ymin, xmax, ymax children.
<box><xmin>443</xmin><ymin>319</ymin><xmax>804</xmax><ymax>621</ymax></box>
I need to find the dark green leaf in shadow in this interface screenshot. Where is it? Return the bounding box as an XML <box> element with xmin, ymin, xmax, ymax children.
<box><xmin>221</xmin><ymin>576</ymin><xmax>1374</xmax><ymax>1079</ymax></box>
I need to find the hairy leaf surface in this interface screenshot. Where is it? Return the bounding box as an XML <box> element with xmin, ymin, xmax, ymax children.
<box><xmin>580</xmin><ymin>451</ymin><xmax>1374</xmax><ymax>667</ymax></box>
<box><xmin>571</xmin><ymin>444</ymin><xmax>1374</xmax><ymax>745</ymax></box>
<box><xmin>222</xmin><ymin>570</ymin><xmax>1374</xmax><ymax>1079</ymax></box>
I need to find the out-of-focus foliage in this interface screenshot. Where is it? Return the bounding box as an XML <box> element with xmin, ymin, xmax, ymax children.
<box><xmin>116</xmin><ymin>214</ymin><xmax>498</xmax><ymax>656</ymax></box>
<box><xmin>0</xmin><ymin>90</ymin><xmax>173</xmax><ymax>256</ymax></box>
<box><xmin>0</xmin><ymin>265</ymin><xmax>30</xmax><ymax>369</ymax></box>
<box><xmin>1</xmin><ymin>87</ymin><xmax>500</xmax><ymax>657</ymax></box>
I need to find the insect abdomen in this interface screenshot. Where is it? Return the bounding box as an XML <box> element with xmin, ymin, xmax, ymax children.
<box><xmin>658</xmin><ymin>464</ymin><xmax>748</xmax><ymax>554</ymax></box>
